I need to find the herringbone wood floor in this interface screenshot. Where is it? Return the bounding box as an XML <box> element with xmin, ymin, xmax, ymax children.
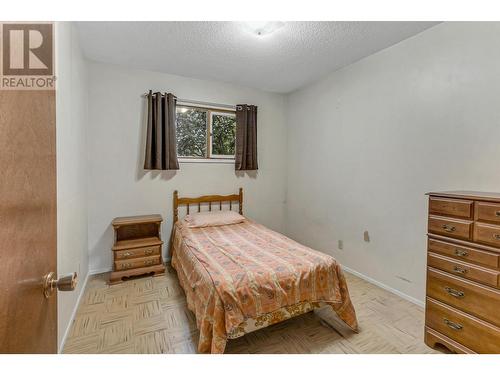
<box><xmin>63</xmin><ymin>265</ymin><xmax>437</xmax><ymax>354</ymax></box>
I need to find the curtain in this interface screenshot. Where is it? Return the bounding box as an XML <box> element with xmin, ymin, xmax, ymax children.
<box><xmin>235</xmin><ymin>104</ymin><xmax>258</xmax><ymax>170</ymax></box>
<box><xmin>144</xmin><ymin>91</ymin><xmax>179</xmax><ymax>170</ymax></box>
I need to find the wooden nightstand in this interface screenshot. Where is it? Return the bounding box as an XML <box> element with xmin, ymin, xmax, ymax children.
<box><xmin>109</xmin><ymin>214</ymin><xmax>166</xmax><ymax>284</ymax></box>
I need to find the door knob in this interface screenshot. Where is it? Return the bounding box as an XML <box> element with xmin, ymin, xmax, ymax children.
<box><xmin>42</xmin><ymin>272</ymin><xmax>77</xmax><ymax>298</ymax></box>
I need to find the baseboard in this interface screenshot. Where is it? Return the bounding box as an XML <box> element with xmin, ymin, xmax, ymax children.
<box><xmin>58</xmin><ymin>270</ymin><xmax>90</xmax><ymax>353</ymax></box>
<box><xmin>341</xmin><ymin>265</ymin><xmax>425</xmax><ymax>308</ymax></box>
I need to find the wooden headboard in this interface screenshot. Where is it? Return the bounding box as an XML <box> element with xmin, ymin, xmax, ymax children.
<box><xmin>173</xmin><ymin>188</ymin><xmax>243</xmax><ymax>223</ymax></box>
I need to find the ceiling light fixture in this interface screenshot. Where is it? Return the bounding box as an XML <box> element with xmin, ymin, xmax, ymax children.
<box><xmin>243</xmin><ymin>21</ymin><xmax>285</xmax><ymax>36</ymax></box>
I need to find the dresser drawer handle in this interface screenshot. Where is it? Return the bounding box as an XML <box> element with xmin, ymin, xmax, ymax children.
<box><xmin>494</xmin><ymin>234</ymin><xmax>500</xmax><ymax>240</ymax></box>
<box><xmin>495</xmin><ymin>211</ymin><xmax>500</xmax><ymax>217</ymax></box>
<box><xmin>453</xmin><ymin>266</ymin><xmax>468</xmax><ymax>274</ymax></box>
<box><xmin>144</xmin><ymin>248</ymin><xmax>154</xmax><ymax>255</ymax></box>
<box><xmin>120</xmin><ymin>263</ymin><xmax>133</xmax><ymax>270</ymax></box>
<box><xmin>454</xmin><ymin>249</ymin><xmax>468</xmax><ymax>257</ymax></box>
<box><xmin>144</xmin><ymin>259</ymin><xmax>155</xmax><ymax>266</ymax></box>
<box><xmin>121</xmin><ymin>252</ymin><xmax>133</xmax><ymax>258</ymax></box>
<box><xmin>442</xmin><ymin>224</ymin><xmax>456</xmax><ymax>232</ymax></box>
<box><xmin>443</xmin><ymin>318</ymin><xmax>463</xmax><ymax>331</ymax></box>
<box><xmin>444</xmin><ymin>286</ymin><xmax>465</xmax><ymax>298</ymax></box>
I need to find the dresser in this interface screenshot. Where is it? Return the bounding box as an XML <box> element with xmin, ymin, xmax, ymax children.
<box><xmin>109</xmin><ymin>214</ymin><xmax>166</xmax><ymax>284</ymax></box>
<box><xmin>425</xmin><ymin>191</ymin><xmax>500</xmax><ymax>353</ymax></box>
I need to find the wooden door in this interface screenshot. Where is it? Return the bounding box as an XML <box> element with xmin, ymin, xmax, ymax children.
<box><xmin>0</xmin><ymin>90</ymin><xmax>57</xmax><ymax>353</ymax></box>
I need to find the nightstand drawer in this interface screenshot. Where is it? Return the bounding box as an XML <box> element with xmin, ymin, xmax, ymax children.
<box><xmin>427</xmin><ymin>252</ymin><xmax>499</xmax><ymax>287</ymax></box>
<box><xmin>114</xmin><ymin>245</ymin><xmax>160</xmax><ymax>260</ymax></box>
<box><xmin>114</xmin><ymin>255</ymin><xmax>160</xmax><ymax>271</ymax></box>
<box><xmin>426</xmin><ymin>297</ymin><xmax>500</xmax><ymax>354</ymax></box>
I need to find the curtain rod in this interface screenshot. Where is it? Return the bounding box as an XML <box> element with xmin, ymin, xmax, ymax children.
<box><xmin>142</xmin><ymin>93</ymin><xmax>236</xmax><ymax>110</ymax></box>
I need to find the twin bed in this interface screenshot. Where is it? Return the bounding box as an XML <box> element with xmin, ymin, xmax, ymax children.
<box><xmin>170</xmin><ymin>189</ymin><xmax>358</xmax><ymax>354</ymax></box>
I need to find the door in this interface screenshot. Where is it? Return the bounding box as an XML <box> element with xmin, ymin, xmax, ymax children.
<box><xmin>0</xmin><ymin>90</ymin><xmax>57</xmax><ymax>353</ymax></box>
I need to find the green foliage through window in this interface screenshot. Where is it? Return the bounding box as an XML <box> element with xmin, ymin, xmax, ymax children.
<box><xmin>176</xmin><ymin>108</ymin><xmax>207</xmax><ymax>157</ymax></box>
<box><xmin>175</xmin><ymin>106</ymin><xmax>236</xmax><ymax>159</ymax></box>
<box><xmin>212</xmin><ymin>114</ymin><xmax>236</xmax><ymax>156</ymax></box>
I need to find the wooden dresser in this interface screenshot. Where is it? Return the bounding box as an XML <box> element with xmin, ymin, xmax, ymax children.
<box><xmin>109</xmin><ymin>214</ymin><xmax>166</xmax><ymax>284</ymax></box>
<box><xmin>425</xmin><ymin>191</ymin><xmax>500</xmax><ymax>353</ymax></box>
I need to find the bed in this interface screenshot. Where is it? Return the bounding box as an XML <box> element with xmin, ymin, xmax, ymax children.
<box><xmin>170</xmin><ymin>189</ymin><xmax>358</xmax><ymax>353</ymax></box>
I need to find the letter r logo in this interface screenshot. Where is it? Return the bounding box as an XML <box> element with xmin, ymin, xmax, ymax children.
<box><xmin>2</xmin><ymin>23</ymin><xmax>53</xmax><ymax>76</ymax></box>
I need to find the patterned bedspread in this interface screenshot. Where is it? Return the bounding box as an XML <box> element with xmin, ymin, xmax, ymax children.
<box><xmin>171</xmin><ymin>218</ymin><xmax>358</xmax><ymax>354</ymax></box>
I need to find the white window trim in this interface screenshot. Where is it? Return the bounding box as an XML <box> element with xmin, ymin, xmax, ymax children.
<box><xmin>178</xmin><ymin>157</ymin><xmax>235</xmax><ymax>164</ymax></box>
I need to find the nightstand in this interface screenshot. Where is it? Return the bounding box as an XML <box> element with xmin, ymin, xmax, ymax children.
<box><xmin>109</xmin><ymin>214</ymin><xmax>166</xmax><ymax>284</ymax></box>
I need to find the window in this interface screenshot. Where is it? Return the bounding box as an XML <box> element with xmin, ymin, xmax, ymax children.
<box><xmin>176</xmin><ymin>105</ymin><xmax>236</xmax><ymax>160</ymax></box>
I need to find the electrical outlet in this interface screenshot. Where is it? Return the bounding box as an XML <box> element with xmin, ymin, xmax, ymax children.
<box><xmin>363</xmin><ymin>230</ymin><xmax>370</xmax><ymax>242</ymax></box>
<box><xmin>338</xmin><ymin>240</ymin><xmax>343</xmax><ymax>250</ymax></box>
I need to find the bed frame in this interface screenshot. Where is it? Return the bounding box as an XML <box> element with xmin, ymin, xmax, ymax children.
<box><xmin>173</xmin><ymin>188</ymin><xmax>243</xmax><ymax>223</ymax></box>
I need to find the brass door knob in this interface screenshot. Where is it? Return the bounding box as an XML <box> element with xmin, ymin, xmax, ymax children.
<box><xmin>42</xmin><ymin>272</ymin><xmax>77</xmax><ymax>298</ymax></box>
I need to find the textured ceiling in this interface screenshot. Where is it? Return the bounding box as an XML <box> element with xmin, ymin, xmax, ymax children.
<box><xmin>76</xmin><ymin>21</ymin><xmax>439</xmax><ymax>93</ymax></box>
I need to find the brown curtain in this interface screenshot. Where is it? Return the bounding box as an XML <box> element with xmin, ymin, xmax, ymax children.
<box><xmin>144</xmin><ymin>91</ymin><xmax>179</xmax><ymax>170</ymax></box>
<box><xmin>235</xmin><ymin>104</ymin><xmax>258</xmax><ymax>170</ymax></box>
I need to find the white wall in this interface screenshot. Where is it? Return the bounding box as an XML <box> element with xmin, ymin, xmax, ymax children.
<box><xmin>286</xmin><ymin>22</ymin><xmax>500</xmax><ymax>304</ymax></box>
<box><xmin>56</xmin><ymin>22</ymin><xmax>89</xmax><ymax>350</ymax></box>
<box><xmin>87</xmin><ymin>62</ymin><xmax>287</xmax><ymax>272</ymax></box>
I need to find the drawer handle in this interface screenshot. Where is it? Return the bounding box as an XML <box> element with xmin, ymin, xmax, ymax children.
<box><xmin>120</xmin><ymin>263</ymin><xmax>132</xmax><ymax>270</ymax></box>
<box><xmin>494</xmin><ymin>234</ymin><xmax>500</xmax><ymax>240</ymax></box>
<box><xmin>454</xmin><ymin>249</ymin><xmax>468</xmax><ymax>257</ymax></box>
<box><xmin>443</xmin><ymin>318</ymin><xmax>463</xmax><ymax>331</ymax></box>
<box><xmin>442</xmin><ymin>224</ymin><xmax>456</xmax><ymax>232</ymax></box>
<box><xmin>121</xmin><ymin>252</ymin><xmax>133</xmax><ymax>258</ymax></box>
<box><xmin>144</xmin><ymin>249</ymin><xmax>154</xmax><ymax>255</ymax></box>
<box><xmin>495</xmin><ymin>211</ymin><xmax>500</xmax><ymax>217</ymax></box>
<box><xmin>453</xmin><ymin>266</ymin><xmax>468</xmax><ymax>274</ymax></box>
<box><xmin>444</xmin><ymin>286</ymin><xmax>465</xmax><ymax>298</ymax></box>
<box><xmin>144</xmin><ymin>259</ymin><xmax>155</xmax><ymax>266</ymax></box>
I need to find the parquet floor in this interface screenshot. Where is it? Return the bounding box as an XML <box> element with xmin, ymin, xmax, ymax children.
<box><xmin>63</xmin><ymin>265</ymin><xmax>437</xmax><ymax>354</ymax></box>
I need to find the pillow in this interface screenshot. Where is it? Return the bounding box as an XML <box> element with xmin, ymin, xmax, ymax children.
<box><xmin>184</xmin><ymin>211</ymin><xmax>245</xmax><ymax>228</ymax></box>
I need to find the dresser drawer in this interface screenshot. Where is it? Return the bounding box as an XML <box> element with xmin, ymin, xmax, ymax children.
<box><xmin>427</xmin><ymin>267</ymin><xmax>500</xmax><ymax>326</ymax></box>
<box><xmin>427</xmin><ymin>253</ymin><xmax>499</xmax><ymax>287</ymax></box>
<box><xmin>428</xmin><ymin>216</ymin><xmax>472</xmax><ymax>240</ymax></box>
<box><xmin>428</xmin><ymin>239</ymin><xmax>500</xmax><ymax>269</ymax></box>
<box><xmin>114</xmin><ymin>245</ymin><xmax>160</xmax><ymax>260</ymax></box>
<box><xmin>429</xmin><ymin>197</ymin><xmax>473</xmax><ymax>219</ymax></box>
<box><xmin>475</xmin><ymin>201</ymin><xmax>500</xmax><ymax>224</ymax></box>
<box><xmin>114</xmin><ymin>255</ymin><xmax>160</xmax><ymax>271</ymax></box>
<box><xmin>425</xmin><ymin>327</ymin><xmax>475</xmax><ymax>354</ymax></box>
<box><xmin>474</xmin><ymin>222</ymin><xmax>500</xmax><ymax>248</ymax></box>
<box><xmin>426</xmin><ymin>297</ymin><xmax>500</xmax><ymax>353</ymax></box>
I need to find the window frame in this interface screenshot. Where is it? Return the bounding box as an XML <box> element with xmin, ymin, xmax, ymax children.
<box><xmin>175</xmin><ymin>104</ymin><xmax>236</xmax><ymax>161</ymax></box>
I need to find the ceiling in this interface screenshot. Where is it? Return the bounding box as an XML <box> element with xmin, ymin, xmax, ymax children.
<box><xmin>76</xmin><ymin>21</ymin><xmax>439</xmax><ymax>93</ymax></box>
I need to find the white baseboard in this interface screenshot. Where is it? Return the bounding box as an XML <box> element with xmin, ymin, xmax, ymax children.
<box><xmin>341</xmin><ymin>265</ymin><xmax>425</xmax><ymax>308</ymax></box>
<box><xmin>58</xmin><ymin>270</ymin><xmax>90</xmax><ymax>353</ymax></box>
